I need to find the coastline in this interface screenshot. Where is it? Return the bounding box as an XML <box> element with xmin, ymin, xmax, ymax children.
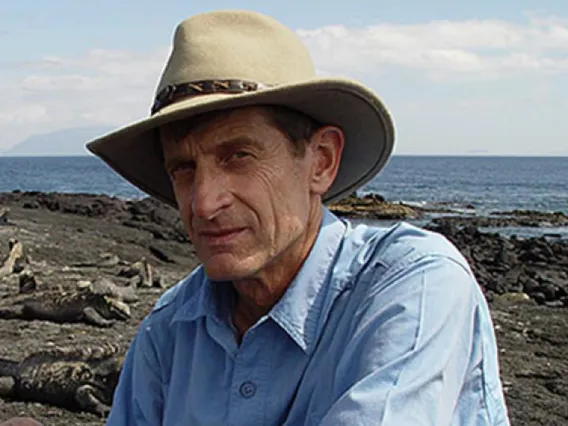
<box><xmin>0</xmin><ymin>190</ymin><xmax>567</xmax><ymax>425</ymax></box>
<box><xmin>327</xmin><ymin>192</ymin><xmax>568</xmax><ymax>237</ymax></box>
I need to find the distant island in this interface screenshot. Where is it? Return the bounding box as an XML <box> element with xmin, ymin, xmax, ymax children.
<box><xmin>2</xmin><ymin>126</ymin><xmax>113</xmax><ymax>156</ymax></box>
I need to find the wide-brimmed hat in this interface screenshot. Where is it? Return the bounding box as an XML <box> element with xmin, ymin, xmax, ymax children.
<box><xmin>86</xmin><ymin>9</ymin><xmax>396</xmax><ymax>207</ymax></box>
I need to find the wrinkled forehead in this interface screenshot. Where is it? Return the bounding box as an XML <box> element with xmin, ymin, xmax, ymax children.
<box><xmin>160</xmin><ymin>106</ymin><xmax>273</xmax><ymax>146</ymax></box>
<box><xmin>158</xmin><ymin>107</ymin><xmax>284</xmax><ymax>161</ymax></box>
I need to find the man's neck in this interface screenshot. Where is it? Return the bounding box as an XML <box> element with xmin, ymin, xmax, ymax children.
<box><xmin>231</xmin><ymin>204</ymin><xmax>323</xmax><ymax>339</ymax></box>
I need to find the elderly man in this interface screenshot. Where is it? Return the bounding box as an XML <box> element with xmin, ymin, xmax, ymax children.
<box><xmin>5</xmin><ymin>9</ymin><xmax>509</xmax><ymax>426</ymax></box>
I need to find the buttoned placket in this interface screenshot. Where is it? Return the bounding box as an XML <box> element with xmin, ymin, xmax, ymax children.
<box><xmin>226</xmin><ymin>318</ymin><xmax>274</xmax><ymax>426</ymax></box>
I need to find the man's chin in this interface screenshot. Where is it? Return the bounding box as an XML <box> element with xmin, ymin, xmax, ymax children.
<box><xmin>202</xmin><ymin>260</ymin><xmax>259</xmax><ymax>282</ymax></box>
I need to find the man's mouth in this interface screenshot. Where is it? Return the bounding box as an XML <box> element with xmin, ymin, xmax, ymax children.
<box><xmin>199</xmin><ymin>228</ymin><xmax>246</xmax><ymax>245</ymax></box>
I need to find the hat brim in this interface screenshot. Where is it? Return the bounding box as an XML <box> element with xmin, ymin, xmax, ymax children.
<box><xmin>86</xmin><ymin>77</ymin><xmax>395</xmax><ymax>208</ymax></box>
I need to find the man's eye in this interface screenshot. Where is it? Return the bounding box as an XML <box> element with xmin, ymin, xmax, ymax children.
<box><xmin>169</xmin><ymin>163</ymin><xmax>194</xmax><ymax>178</ymax></box>
<box><xmin>233</xmin><ymin>151</ymin><xmax>250</xmax><ymax>159</ymax></box>
<box><xmin>226</xmin><ymin>151</ymin><xmax>252</xmax><ymax>162</ymax></box>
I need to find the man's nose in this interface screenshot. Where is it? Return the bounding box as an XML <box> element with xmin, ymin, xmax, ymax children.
<box><xmin>191</xmin><ymin>167</ymin><xmax>232</xmax><ymax>220</ymax></box>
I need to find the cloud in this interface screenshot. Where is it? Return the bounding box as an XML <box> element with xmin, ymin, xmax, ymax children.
<box><xmin>2</xmin><ymin>13</ymin><xmax>568</xmax><ymax>154</ymax></box>
<box><xmin>0</xmin><ymin>47</ymin><xmax>169</xmax><ymax>149</ymax></box>
<box><xmin>297</xmin><ymin>13</ymin><xmax>568</xmax><ymax>81</ymax></box>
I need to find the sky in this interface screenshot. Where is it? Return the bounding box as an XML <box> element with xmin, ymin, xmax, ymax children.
<box><xmin>1</xmin><ymin>0</ymin><xmax>568</xmax><ymax>156</ymax></box>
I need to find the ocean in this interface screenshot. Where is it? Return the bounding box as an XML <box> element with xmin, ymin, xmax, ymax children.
<box><xmin>0</xmin><ymin>155</ymin><xmax>566</xmax><ymax>214</ymax></box>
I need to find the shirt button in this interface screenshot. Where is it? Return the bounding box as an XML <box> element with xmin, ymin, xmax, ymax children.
<box><xmin>239</xmin><ymin>381</ymin><xmax>256</xmax><ymax>398</ymax></box>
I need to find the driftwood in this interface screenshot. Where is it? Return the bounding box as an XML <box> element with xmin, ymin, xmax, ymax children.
<box><xmin>118</xmin><ymin>258</ymin><xmax>163</xmax><ymax>288</ymax></box>
<box><xmin>0</xmin><ymin>239</ymin><xmax>25</xmax><ymax>279</ymax></box>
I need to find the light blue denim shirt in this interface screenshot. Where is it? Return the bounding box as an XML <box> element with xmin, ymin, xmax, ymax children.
<box><xmin>106</xmin><ymin>207</ymin><xmax>510</xmax><ymax>425</ymax></box>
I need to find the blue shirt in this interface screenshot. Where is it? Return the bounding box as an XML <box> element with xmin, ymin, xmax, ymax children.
<box><xmin>106</xmin><ymin>207</ymin><xmax>510</xmax><ymax>425</ymax></box>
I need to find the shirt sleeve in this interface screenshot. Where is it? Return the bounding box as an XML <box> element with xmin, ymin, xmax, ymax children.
<box><xmin>105</xmin><ymin>317</ymin><xmax>164</xmax><ymax>426</ymax></box>
<box><xmin>317</xmin><ymin>254</ymin><xmax>484</xmax><ymax>426</ymax></box>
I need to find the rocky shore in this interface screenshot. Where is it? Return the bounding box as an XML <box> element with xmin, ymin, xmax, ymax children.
<box><xmin>0</xmin><ymin>191</ymin><xmax>567</xmax><ymax>425</ymax></box>
<box><xmin>328</xmin><ymin>192</ymin><xmax>568</xmax><ymax>229</ymax></box>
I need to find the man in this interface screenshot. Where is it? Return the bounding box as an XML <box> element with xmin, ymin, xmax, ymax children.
<box><xmin>21</xmin><ymin>9</ymin><xmax>511</xmax><ymax>425</ymax></box>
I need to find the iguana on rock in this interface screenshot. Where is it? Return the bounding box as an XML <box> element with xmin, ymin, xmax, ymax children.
<box><xmin>0</xmin><ymin>287</ymin><xmax>130</xmax><ymax>327</ymax></box>
<box><xmin>0</xmin><ymin>343</ymin><xmax>125</xmax><ymax>417</ymax></box>
<box><xmin>77</xmin><ymin>276</ymin><xmax>139</xmax><ymax>303</ymax></box>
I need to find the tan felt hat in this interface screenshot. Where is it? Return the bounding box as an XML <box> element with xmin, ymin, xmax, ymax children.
<box><xmin>86</xmin><ymin>9</ymin><xmax>396</xmax><ymax>207</ymax></box>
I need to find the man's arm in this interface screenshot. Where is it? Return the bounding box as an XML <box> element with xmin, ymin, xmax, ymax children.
<box><xmin>105</xmin><ymin>317</ymin><xmax>164</xmax><ymax>426</ymax></box>
<box><xmin>318</xmin><ymin>254</ymin><xmax>504</xmax><ymax>426</ymax></box>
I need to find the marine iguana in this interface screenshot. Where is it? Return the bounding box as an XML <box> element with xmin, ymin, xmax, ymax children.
<box><xmin>0</xmin><ymin>287</ymin><xmax>130</xmax><ymax>327</ymax></box>
<box><xmin>76</xmin><ymin>276</ymin><xmax>139</xmax><ymax>303</ymax></box>
<box><xmin>0</xmin><ymin>343</ymin><xmax>124</xmax><ymax>417</ymax></box>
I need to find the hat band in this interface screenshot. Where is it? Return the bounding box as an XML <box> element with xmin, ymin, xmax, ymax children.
<box><xmin>150</xmin><ymin>79</ymin><xmax>269</xmax><ymax>115</ymax></box>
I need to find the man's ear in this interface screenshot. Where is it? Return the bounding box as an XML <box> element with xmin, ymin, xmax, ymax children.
<box><xmin>308</xmin><ymin>125</ymin><xmax>345</xmax><ymax>196</ymax></box>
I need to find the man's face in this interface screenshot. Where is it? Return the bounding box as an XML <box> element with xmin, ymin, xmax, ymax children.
<box><xmin>160</xmin><ymin>107</ymin><xmax>322</xmax><ymax>281</ymax></box>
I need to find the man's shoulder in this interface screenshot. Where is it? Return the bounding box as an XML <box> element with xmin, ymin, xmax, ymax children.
<box><xmin>340</xmin><ymin>220</ymin><xmax>481</xmax><ymax>316</ymax></box>
<box><xmin>344</xmin><ymin>220</ymin><xmax>472</xmax><ymax>274</ymax></box>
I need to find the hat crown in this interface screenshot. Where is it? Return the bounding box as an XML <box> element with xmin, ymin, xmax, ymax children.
<box><xmin>156</xmin><ymin>10</ymin><xmax>316</xmax><ymax>96</ymax></box>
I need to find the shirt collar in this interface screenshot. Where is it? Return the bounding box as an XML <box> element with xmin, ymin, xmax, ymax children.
<box><xmin>268</xmin><ymin>207</ymin><xmax>347</xmax><ymax>354</ymax></box>
<box><xmin>171</xmin><ymin>273</ymin><xmax>234</xmax><ymax>325</ymax></box>
<box><xmin>172</xmin><ymin>207</ymin><xmax>348</xmax><ymax>354</ymax></box>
